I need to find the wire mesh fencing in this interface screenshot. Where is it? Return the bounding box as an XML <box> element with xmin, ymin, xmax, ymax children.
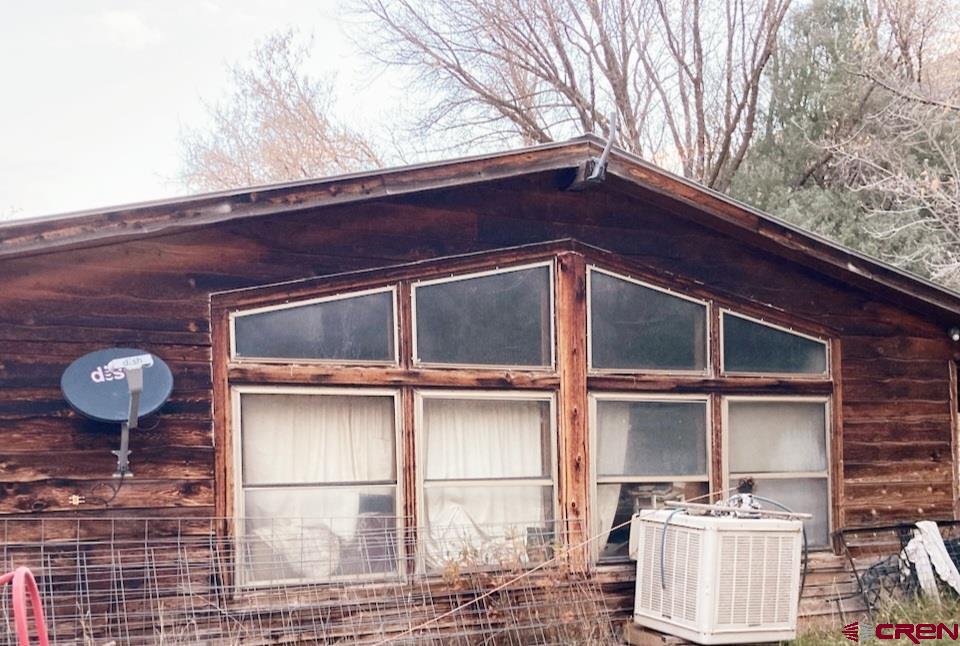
<box><xmin>839</xmin><ymin>520</ymin><xmax>960</xmax><ymax>614</ymax></box>
<box><xmin>0</xmin><ymin>516</ymin><xmax>622</xmax><ymax>645</ymax></box>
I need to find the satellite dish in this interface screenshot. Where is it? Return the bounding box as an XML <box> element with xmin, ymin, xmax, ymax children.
<box><xmin>61</xmin><ymin>348</ymin><xmax>173</xmax><ymax>423</ymax></box>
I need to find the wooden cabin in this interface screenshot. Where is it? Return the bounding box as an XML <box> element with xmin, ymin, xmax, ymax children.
<box><xmin>2</xmin><ymin>135</ymin><xmax>960</xmax><ymax>642</ymax></box>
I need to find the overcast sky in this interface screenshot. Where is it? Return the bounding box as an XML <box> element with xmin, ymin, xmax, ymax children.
<box><xmin>0</xmin><ymin>1</ymin><xmax>404</xmax><ymax>220</ymax></box>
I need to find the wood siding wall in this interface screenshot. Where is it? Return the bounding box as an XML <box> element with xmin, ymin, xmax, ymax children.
<box><xmin>0</xmin><ymin>172</ymin><xmax>955</xmax><ymax>621</ymax></box>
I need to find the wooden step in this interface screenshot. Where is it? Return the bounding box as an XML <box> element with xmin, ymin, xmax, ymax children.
<box><xmin>622</xmin><ymin>622</ymin><xmax>692</xmax><ymax>645</ymax></box>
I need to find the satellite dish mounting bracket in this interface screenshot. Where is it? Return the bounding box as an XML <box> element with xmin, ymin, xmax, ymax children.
<box><xmin>110</xmin><ymin>364</ymin><xmax>144</xmax><ymax>477</ymax></box>
<box><xmin>105</xmin><ymin>354</ymin><xmax>153</xmax><ymax>477</ymax></box>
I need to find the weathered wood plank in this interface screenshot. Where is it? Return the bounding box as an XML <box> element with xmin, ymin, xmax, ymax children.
<box><xmin>588</xmin><ymin>374</ymin><xmax>832</xmax><ymax>394</ymax></box>
<box><xmin>0</xmin><ymin>447</ymin><xmax>214</xmax><ymax>482</ymax></box>
<box><xmin>0</xmin><ymin>478</ymin><xmax>213</xmax><ymax>513</ymax></box>
<box><xmin>556</xmin><ymin>252</ymin><xmax>588</xmax><ymax>566</ymax></box>
<box><xmin>0</xmin><ymin>417</ymin><xmax>212</xmax><ymax>452</ymax></box>
<box><xmin>228</xmin><ymin>363</ymin><xmax>559</xmax><ymax>389</ymax></box>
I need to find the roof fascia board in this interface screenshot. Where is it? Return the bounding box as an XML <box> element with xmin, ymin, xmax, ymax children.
<box><xmin>604</xmin><ymin>154</ymin><xmax>960</xmax><ymax>321</ymax></box>
<box><xmin>0</xmin><ymin>140</ymin><xmax>596</xmax><ymax>261</ymax></box>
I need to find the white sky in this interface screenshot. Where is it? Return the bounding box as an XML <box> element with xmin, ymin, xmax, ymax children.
<box><xmin>0</xmin><ymin>0</ymin><xmax>406</xmax><ymax>220</ymax></box>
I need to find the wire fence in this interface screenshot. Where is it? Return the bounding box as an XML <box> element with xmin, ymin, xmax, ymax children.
<box><xmin>839</xmin><ymin>520</ymin><xmax>960</xmax><ymax>615</ymax></box>
<box><xmin>0</xmin><ymin>516</ymin><xmax>622</xmax><ymax>645</ymax></box>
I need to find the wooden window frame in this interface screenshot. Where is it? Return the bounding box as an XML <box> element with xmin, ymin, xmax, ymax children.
<box><xmin>231</xmin><ymin>385</ymin><xmax>405</xmax><ymax>586</ymax></box>
<box><xmin>586</xmin><ymin>265</ymin><xmax>711</xmax><ymax>377</ymax></box>
<box><xmin>722</xmin><ymin>395</ymin><xmax>834</xmax><ymax>547</ymax></box>
<box><xmin>719</xmin><ymin>309</ymin><xmax>831</xmax><ymax>379</ymax></box>
<box><xmin>588</xmin><ymin>392</ymin><xmax>712</xmax><ymax>564</ymax></box>
<box><xmin>210</xmin><ymin>239</ymin><xmax>843</xmax><ymax>577</ymax></box>
<box><xmin>411</xmin><ymin>261</ymin><xmax>557</xmax><ymax>370</ymax></box>
<box><xmin>229</xmin><ymin>285</ymin><xmax>400</xmax><ymax>366</ymax></box>
<box><xmin>413</xmin><ymin>389</ymin><xmax>559</xmax><ymax>572</ymax></box>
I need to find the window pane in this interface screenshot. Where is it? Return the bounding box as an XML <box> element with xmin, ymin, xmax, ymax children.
<box><xmin>423</xmin><ymin>398</ymin><xmax>551</xmax><ymax>480</ymax></box>
<box><xmin>590</xmin><ymin>270</ymin><xmax>707</xmax><ymax>371</ymax></box>
<box><xmin>422</xmin><ymin>485</ymin><xmax>554</xmax><ymax>569</ymax></box>
<box><xmin>731</xmin><ymin>478</ymin><xmax>830</xmax><ymax>548</ymax></box>
<box><xmin>728</xmin><ymin>401</ymin><xmax>826</xmax><ymax>473</ymax></box>
<box><xmin>242</xmin><ymin>486</ymin><xmax>398</xmax><ymax>582</ymax></box>
<box><xmin>723</xmin><ymin>313</ymin><xmax>826</xmax><ymax>374</ymax></box>
<box><xmin>596</xmin><ymin>400</ymin><xmax>707</xmax><ymax>477</ymax></box>
<box><xmin>415</xmin><ymin>266</ymin><xmax>551</xmax><ymax>366</ymax></box>
<box><xmin>597</xmin><ymin>482</ymin><xmax>708</xmax><ymax>561</ymax></box>
<box><xmin>241</xmin><ymin>393</ymin><xmax>396</xmax><ymax>485</ymax></box>
<box><xmin>234</xmin><ymin>290</ymin><xmax>394</xmax><ymax>361</ymax></box>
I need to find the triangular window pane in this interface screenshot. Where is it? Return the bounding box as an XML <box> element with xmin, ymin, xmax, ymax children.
<box><xmin>722</xmin><ymin>313</ymin><xmax>826</xmax><ymax>374</ymax></box>
<box><xmin>589</xmin><ymin>269</ymin><xmax>707</xmax><ymax>371</ymax></box>
<box><xmin>233</xmin><ymin>289</ymin><xmax>395</xmax><ymax>361</ymax></box>
<box><xmin>414</xmin><ymin>265</ymin><xmax>552</xmax><ymax>367</ymax></box>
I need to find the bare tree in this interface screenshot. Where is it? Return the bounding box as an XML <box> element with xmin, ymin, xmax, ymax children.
<box><xmin>825</xmin><ymin>0</ymin><xmax>960</xmax><ymax>285</ymax></box>
<box><xmin>180</xmin><ymin>31</ymin><xmax>381</xmax><ymax>192</ymax></box>
<box><xmin>354</xmin><ymin>0</ymin><xmax>791</xmax><ymax>190</ymax></box>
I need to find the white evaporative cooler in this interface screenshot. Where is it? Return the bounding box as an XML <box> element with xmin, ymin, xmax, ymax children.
<box><xmin>629</xmin><ymin>508</ymin><xmax>804</xmax><ymax>644</ymax></box>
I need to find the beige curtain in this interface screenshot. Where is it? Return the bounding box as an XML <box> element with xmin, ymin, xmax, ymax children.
<box><xmin>421</xmin><ymin>398</ymin><xmax>549</xmax><ymax>568</ymax></box>
<box><xmin>240</xmin><ymin>393</ymin><xmax>395</xmax><ymax>581</ymax></box>
<box><xmin>595</xmin><ymin>403</ymin><xmax>630</xmax><ymax>551</ymax></box>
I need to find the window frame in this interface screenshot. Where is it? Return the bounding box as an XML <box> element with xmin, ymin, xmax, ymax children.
<box><xmin>411</xmin><ymin>261</ymin><xmax>557</xmax><ymax>371</ymax></box>
<box><xmin>211</xmin><ymin>241</ymin><xmax>841</xmax><ymax>580</ymax></box>
<box><xmin>586</xmin><ymin>265</ymin><xmax>711</xmax><ymax>376</ymax></box>
<box><xmin>231</xmin><ymin>384</ymin><xmax>405</xmax><ymax>586</ymax></box>
<box><xmin>719</xmin><ymin>309</ymin><xmax>830</xmax><ymax>378</ymax></box>
<box><xmin>722</xmin><ymin>395</ymin><xmax>833</xmax><ymax>546</ymax></box>
<box><xmin>588</xmin><ymin>392</ymin><xmax>712</xmax><ymax>563</ymax></box>
<box><xmin>413</xmin><ymin>388</ymin><xmax>559</xmax><ymax>570</ymax></box>
<box><xmin>229</xmin><ymin>285</ymin><xmax>400</xmax><ymax>366</ymax></box>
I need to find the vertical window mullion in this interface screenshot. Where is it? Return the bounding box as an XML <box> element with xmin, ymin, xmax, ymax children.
<box><xmin>556</xmin><ymin>252</ymin><xmax>589</xmax><ymax>566</ymax></box>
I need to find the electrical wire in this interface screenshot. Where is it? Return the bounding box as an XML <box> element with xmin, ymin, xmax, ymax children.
<box><xmin>86</xmin><ymin>471</ymin><xmax>126</xmax><ymax>507</ymax></box>
<box><xmin>136</xmin><ymin>413</ymin><xmax>162</xmax><ymax>431</ymax></box>
<box><xmin>657</xmin><ymin>486</ymin><xmax>746</xmax><ymax>590</ymax></box>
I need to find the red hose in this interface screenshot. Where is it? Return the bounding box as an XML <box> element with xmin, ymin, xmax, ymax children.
<box><xmin>1</xmin><ymin>567</ymin><xmax>49</xmax><ymax>646</ymax></box>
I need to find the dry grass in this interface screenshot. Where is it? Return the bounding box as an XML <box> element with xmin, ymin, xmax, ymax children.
<box><xmin>791</xmin><ymin>595</ymin><xmax>960</xmax><ymax>645</ymax></box>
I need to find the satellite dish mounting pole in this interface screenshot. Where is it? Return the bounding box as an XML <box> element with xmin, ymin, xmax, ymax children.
<box><xmin>112</xmin><ymin>365</ymin><xmax>143</xmax><ymax>478</ymax></box>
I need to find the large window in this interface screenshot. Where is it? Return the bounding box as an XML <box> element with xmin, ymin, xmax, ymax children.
<box><xmin>413</xmin><ymin>263</ymin><xmax>553</xmax><ymax>368</ymax></box>
<box><xmin>235</xmin><ymin>388</ymin><xmax>400</xmax><ymax>584</ymax></box>
<box><xmin>726</xmin><ymin>398</ymin><xmax>831</xmax><ymax>547</ymax></box>
<box><xmin>589</xmin><ymin>268</ymin><xmax>707</xmax><ymax>372</ymax></box>
<box><xmin>218</xmin><ymin>245</ymin><xmax>836</xmax><ymax>582</ymax></box>
<box><xmin>722</xmin><ymin>311</ymin><xmax>828</xmax><ymax>375</ymax></box>
<box><xmin>592</xmin><ymin>395</ymin><xmax>710</xmax><ymax>561</ymax></box>
<box><xmin>417</xmin><ymin>392</ymin><xmax>556</xmax><ymax>569</ymax></box>
<box><xmin>231</xmin><ymin>287</ymin><xmax>397</xmax><ymax>363</ymax></box>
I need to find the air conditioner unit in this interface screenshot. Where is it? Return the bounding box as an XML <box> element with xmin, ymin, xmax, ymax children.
<box><xmin>629</xmin><ymin>508</ymin><xmax>803</xmax><ymax>645</ymax></box>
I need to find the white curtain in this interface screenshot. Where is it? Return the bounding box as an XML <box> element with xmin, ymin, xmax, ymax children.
<box><xmin>728</xmin><ymin>401</ymin><xmax>826</xmax><ymax>473</ymax></box>
<box><xmin>595</xmin><ymin>403</ymin><xmax>630</xmax><ymax>551</ymax></box>
<box><xmin>240</xmin><ymin>393</ymin><xmax>395</xmax><ymax>581</ymax></box>
<box><xmin>421</xmin><ymin>398</ymin><xmax>548</xmax><ymax>568</ymax></box>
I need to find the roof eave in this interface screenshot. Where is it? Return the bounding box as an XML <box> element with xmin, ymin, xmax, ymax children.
<box><xmin>2</xmin><ymin>134</ymin><xmax>959</xmax><ymax>321</ymax></box>
<box><xmin>0</xmin><ymin>138</ymin><xmax>599</xmax><ymax>260</ymax></box>
<box><xmin>604</xmin><ymin>151</ymin><xmax>960</xmax><ymax>322</ymax></box>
